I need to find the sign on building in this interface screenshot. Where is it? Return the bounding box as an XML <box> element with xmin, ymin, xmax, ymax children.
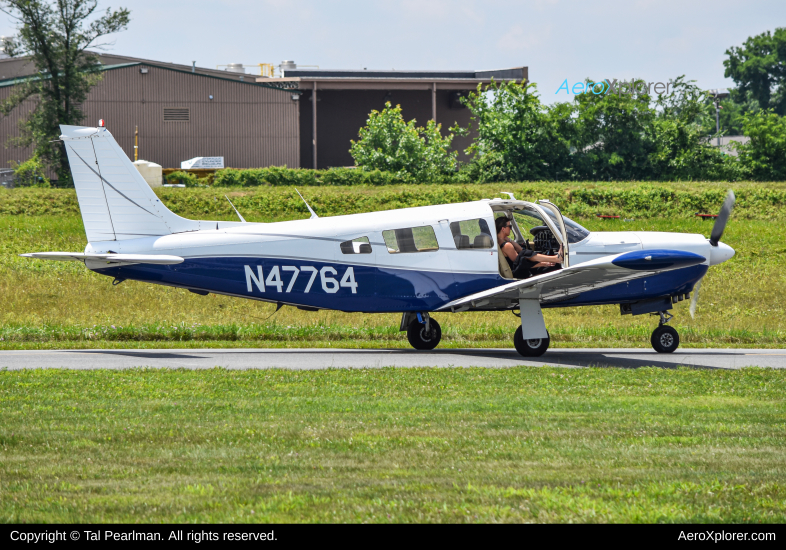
<box><xmin>181</xmin><ymin>157</ymin><xmax>225</xmax><ymax>169</ymax></box>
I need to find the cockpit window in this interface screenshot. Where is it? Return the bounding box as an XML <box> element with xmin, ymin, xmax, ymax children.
<box><xmin>450</xmin><ymin>218</ymin><xmax>493</xmax><ymax>249</ymax></box>
<box><xmin>512</xmin><ymin>208</ymin><xmax>590</xmax><ymax>244</ymax></box>
<box><xmin>340</xmin><ymin>236</ymin><xmax>372</xmax><ymax>254</ymax></box>
<box><xmin>540</xmin><ymin>210</ymin><xmax>591</xmax><ymax>243</ymax></box>
<box><xmin>382</xmin><ymin>226</ymin><xmax>439</xmax><ymax>254</ymax></box>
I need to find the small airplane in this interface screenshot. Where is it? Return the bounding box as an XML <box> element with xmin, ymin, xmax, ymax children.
<box><xmin>22</xmin><ymin>125</ymin><xmax>736</xmax><ymax>356</ymax></box>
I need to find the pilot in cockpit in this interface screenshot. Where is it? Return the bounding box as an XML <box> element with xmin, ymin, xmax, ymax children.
<box><xmin>495</xmin><ymin>216</ymin><xmax>563</xmax><ymax>279</ymax></box>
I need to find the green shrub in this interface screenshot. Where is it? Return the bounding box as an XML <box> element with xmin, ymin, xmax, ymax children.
<box><xmin>9</xmin><ymin>154</ymin><xmax>50</xmax><ymax>187</ymax></box>
<box><xmin>211</xmin><ymin>166</ymin><xmax>411</xmax><ymax>187</ymax></box>
<box><xmin>349</xmin><ymin>102</ymin><xmax>459</xmax><ymax>182</ymax></box>
<box><xmin>736</xmin><ymin>110</ymin><xmax>786</xmax><ymax>180</ymax></box>
<box><xmin>164</xmin><ymin>170</ymin><xmax>212</xmax><ymax>187</ymax></box>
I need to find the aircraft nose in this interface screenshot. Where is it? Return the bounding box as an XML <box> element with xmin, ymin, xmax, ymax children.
<box><xmin>709</xmin><ymin>242</ymin><xmax>735</xmax><ymax>265</ymax></box>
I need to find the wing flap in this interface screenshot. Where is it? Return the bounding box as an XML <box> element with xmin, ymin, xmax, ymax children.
<box><xmin>20</xmin><ymin>252</ymin><xmax>184</xmax><ymax>265</ymax></box>
<box><xmin>438</xmin><ymin>250</ymin><xmax>705</xmax><ymax>311</ymax></box>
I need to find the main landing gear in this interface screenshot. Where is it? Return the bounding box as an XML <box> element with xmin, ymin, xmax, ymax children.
<box><xmin>514</xmin><ymin>326</ymin><xmax>550</xmax><ymax>357</ymax></box>
<box><xmin>406</xmin><ymin>313</ymin><xmax>442</xmax><ymax>350</ymax></box>
<box><xmin>512</xmin><ymin>296</ymin><xmax>551</xmax><ymax>357</ymax></box>
<box><xmin>651</xmin><ymin>311</ymin><xmax>680</xmax><ymax>353</ymax></box>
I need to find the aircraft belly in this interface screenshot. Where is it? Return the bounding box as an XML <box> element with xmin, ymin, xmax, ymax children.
<box><xmin>91</xmin><ymin>256</ymin><xmax>504</xmax><ymax>313</ymax></box>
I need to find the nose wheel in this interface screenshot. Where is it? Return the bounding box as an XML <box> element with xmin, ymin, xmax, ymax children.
<box><xmin>651</xmin><ymin>312</ymin><xmax>679</xmax><ymax>353</ymax></box>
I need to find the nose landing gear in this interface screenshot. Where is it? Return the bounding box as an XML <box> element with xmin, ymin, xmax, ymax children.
<box><xmin>651</xmin><ymin>311</ymin><xmax>680</xmax><ymax>353</ymax></box>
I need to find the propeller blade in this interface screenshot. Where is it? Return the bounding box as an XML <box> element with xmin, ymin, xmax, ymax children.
<box><xmin>709</xmin><ymin>189</ymin><xmax>735</xmax><ymax>246</ymax></box>
<box><xmin>689</xmin><ymin>277</ymin><xmax>703</xmax><ymax>319</ymax></box>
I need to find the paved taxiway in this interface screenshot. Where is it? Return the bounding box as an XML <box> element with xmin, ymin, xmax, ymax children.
<box><xmin>1</xmin><ymin>348</ymin><xmax>785</xmax><ymax>370</ymax></box>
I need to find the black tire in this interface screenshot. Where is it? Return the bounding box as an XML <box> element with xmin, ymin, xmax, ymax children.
<box><xmin>406</xmin><ymin>318</ymin><xmax>442</xmax><ymax>350</ymax></box>
<box><xmin>651</xmin><ymin>325</ymin><xmax>679</xmax><ymax>353</ymax></box>
<box><xmin>513</xmin><ymin>326</ymin><xmax>550</xmax><ymax>357</ymax></box>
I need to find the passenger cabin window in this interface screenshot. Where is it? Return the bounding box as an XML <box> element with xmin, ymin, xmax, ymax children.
<box><xmin>382</xmin><ymin>226</ymin><xmax>439</xmax><ymax>254</ymax></box>
<box><xmin>340</xmin><ymin>236</ymin><xmax>372</xmax><ymax>254</ymax></box>
<box><xmin>450</xmin><ymin>218</ymin><xmax>493</xmax><ymax>249</ymax></box>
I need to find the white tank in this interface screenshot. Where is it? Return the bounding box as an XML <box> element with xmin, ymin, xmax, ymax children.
<box><xmin>133</xmin><ymin>160</ymin><xmax>162</xmax><ymax>188</ymax></box>
<box><xmin>226</xmin><ymin>63</ymin><xmax>245</xmax><ymax>73</ymax></box>
<box><xmin>279</xmin><ymin>60</ymin><xmax>296</xmax><ymax>75</ymax></box>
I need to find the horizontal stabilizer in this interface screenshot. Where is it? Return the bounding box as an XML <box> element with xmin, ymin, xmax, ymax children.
<box><xmin>20</xmin><ymin>252</ymin><xmax>184</xmax><ymax>265</ymax></box>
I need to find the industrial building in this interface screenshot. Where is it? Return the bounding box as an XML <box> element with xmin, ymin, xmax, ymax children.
<box><xmin>0</xmin><ymin>54</ymin><xmax>526</xmax><ymax>178</ymax></box>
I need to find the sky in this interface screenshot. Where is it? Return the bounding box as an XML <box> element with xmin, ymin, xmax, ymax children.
<box><xmin>1</xmin><ymin>0</ymin><xmax>784</xmax><ymax>103</ymax></box>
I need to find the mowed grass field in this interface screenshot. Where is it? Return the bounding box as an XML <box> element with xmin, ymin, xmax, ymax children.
<box><xmin>2</xmin><ymin>367</ymin><xmax>785</xmax><ymax>523</ymax></box>
<box><xmin>2</xmin><ymin>183</ymin><xmax>785</xmax><ymax>524</ymax></box>
<box><xmin>1</xmin><ymin>208</ymin><xmax>784</xmax><ymax>349</ymax></box>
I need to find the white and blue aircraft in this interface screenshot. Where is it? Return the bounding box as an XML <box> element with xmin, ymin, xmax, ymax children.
<box><xmin>22</xmin><ymin>125</ymin><xmax>736</xmax><ymax>356</ymax></box>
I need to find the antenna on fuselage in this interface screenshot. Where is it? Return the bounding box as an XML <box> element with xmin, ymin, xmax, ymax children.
<box><xmin>295</xmin><ymin>188</ymin><xmax>319</xmax><ymax>219</ymax></box>
<box><xmin>224</xmin><ymin>195</ymin><xmax>247</xmax><ymax>223</ymax></box>
<box><xmin>500</xmin><ymin>192</ymin><xmax>516</xmax><ymax>200</ymax></box>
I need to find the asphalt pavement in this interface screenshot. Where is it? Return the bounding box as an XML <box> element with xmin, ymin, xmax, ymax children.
<box><xmin>1</xmin><ymin>348</ymin><xmax>785</xmax><ymax>370</ymax></box>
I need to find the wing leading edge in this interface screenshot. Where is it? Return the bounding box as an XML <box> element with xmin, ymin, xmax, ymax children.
<box><xmin>437</xmin><ymin>249</ymin><xmax>706</xmax><ymax>311</ymax></box>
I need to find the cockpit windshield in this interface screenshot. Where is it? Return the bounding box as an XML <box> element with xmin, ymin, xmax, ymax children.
<box><xmin>513</xmin><ymin>209</ymin><xmax>590</xmax><ymax>244</ymax></box>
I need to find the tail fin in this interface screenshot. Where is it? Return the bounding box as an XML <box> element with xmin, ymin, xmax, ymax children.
<box><xmin>60</xmin><ymin>125</ymin><xmax>202</xmax><ymax>243</ymax></box>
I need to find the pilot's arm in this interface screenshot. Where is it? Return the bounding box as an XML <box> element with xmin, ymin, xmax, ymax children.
<box><xmin>501</xmin><ymin>242</ymin><xmax>519</xmax><ymax>262</ymax></box>
<box><xmin>526</xmin><ymin>245</ymin><xmax>564</xmax><ymax>265</ymax></box>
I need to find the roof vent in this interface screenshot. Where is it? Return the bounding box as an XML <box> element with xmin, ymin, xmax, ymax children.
<box><xmin>280</xmin><ymin>60</ymin><xmax>296</xmax><ymax>75</ymax></box>
<box><xmin>225</xmin><ymin>63</ymin><xmax>245</xmax><ymax>73</ymax></box>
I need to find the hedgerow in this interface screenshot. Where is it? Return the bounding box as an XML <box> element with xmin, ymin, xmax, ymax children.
<box><xmin>3</xmin><ymin>183</ymin><xmax>786</xmax><ymax>219</ymax></box>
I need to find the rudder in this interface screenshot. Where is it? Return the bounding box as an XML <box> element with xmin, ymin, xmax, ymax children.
<box><xmin>60</xmin><ymin>125</ymin><xmax>200</xmax><ymax>243</ymax></box>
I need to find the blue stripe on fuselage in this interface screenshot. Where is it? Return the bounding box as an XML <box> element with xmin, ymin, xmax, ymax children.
<box><xmin>92</xmin><ymin>257</ymin><xmax>707</xmax><ymax>312</ymax></box>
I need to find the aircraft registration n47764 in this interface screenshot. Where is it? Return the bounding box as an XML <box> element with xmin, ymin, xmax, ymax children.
<box><xmin>21</xmin><ymin>125</ymin><xmax>736</xmax><ymax>356</ymax></box>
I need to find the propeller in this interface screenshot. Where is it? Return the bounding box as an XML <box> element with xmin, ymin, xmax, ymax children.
<box><xmin>709</xmin><ymin>189</ymin><xmax>735</xmax><ymax>246</ymax></box>
<box><xmin>690</xmin><ymin>189</ymin><xmax>735</xmax><ymax>318</ymax></box>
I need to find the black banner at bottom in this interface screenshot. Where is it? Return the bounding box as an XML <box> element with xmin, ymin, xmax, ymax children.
<box><xmin>2</xmin><ymin>523</ymin><xmax>783</xmax><ymax>546</ymax></box>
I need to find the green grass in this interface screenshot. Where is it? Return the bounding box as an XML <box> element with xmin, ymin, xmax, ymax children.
<box><xmin>1</xmin><ymin>367</ymin><xmax>784</xmax><ymax>523</ymax></box>
<box><xmin>1</xmin><ymin>212</ymin><xmax>785</xmax><ymax>349</ymax></box>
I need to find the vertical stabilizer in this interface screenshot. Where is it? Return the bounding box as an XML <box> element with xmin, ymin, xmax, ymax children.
<box><xmin>60</xmin><ymin>125</ymin><xmax>201</xmax><ymax>242</ymax></box>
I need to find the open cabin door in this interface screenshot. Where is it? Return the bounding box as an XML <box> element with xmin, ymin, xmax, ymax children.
<box><xmin>537</xmin><ymin>200</ymin><xmax>570</xmax><ymax>268</ymax></box>
<box><xmin>488</xmin><ymin>198</ymin><xmax>570</xmax><ymax>268</ymax></box>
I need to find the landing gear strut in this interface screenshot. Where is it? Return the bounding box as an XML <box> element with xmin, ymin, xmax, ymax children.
<box><xmin>651</xmin><ymin>311</ymin><xmax>679</xmax><ymax>353</ymax></box>
<box><xmin>406</xmin><ymin>313</ymin><xmax>442</xmax><ymax>350</ymax></box>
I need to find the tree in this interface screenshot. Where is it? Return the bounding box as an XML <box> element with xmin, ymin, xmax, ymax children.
<box><xmin>570</xmin><ymin>79</ymin><xmax>656</xmax><ymax>180</ymax></box>
<box><xmin>648</xmin><ymin>76</ymin><xmax>740</xmax><ymax>181</ymax></box>
<box><xmin>724</xmin><ymin>28</ymin><xmax>786</xmax><ymax>116</ymax></box>
<box><xmin>461</xmin><ymin>80</ymin><xmax>573</xmax><ymax>182</ymax></box>
<box><xmin>0</xmin><ymin>0</ymin><xmax>130</xmax><ymax>184</ymax></box>
<box><xmin>735</xmin><ymin>110</ymin><xmax>786</xmax><ymax>180</ymax></box>
<box><xmin>349</xmin><ymin>102</ymin><xmax>458</xmax><ymax>182</ymax></box>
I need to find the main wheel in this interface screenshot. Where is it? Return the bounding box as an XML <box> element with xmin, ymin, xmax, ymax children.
<box><xmin>513</xmin><ymin>326</ymin><xmax>550</xmax><ymax>357</ymax></box>
<box><xmin>651</xmin><ymin>325</ymin><xmax>679</xmax><ymax>353</ymax></box>
<box><xmin>406</xmin><ymin>318</ymin><xmax>442</xmax><ymax>350</ymax></box>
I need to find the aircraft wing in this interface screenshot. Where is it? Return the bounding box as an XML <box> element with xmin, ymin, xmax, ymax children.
<box><xmin>437</xmin><ymin>249</ymin><xmax>706</xmax><ymax>311</ymax></box>
<box><xmin>20</xmin><ymin>252</ymin><xmax>184</xmax><ymax>265</ymax></box>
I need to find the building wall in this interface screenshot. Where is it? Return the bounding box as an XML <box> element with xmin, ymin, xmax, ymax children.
<box><xmin>0</xmin><ymin>64</ymin><xmax>300</xmax><ymax>177</ymax></box>
<box><xmin>0</xmin><ymin>94</ymin><xmax>37</xmax><ymax>168</ymax></box>
<box><xmin>299</xmin><ymin>88</ymin><xmax>476</xmax><ymax>169</ymax></box>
